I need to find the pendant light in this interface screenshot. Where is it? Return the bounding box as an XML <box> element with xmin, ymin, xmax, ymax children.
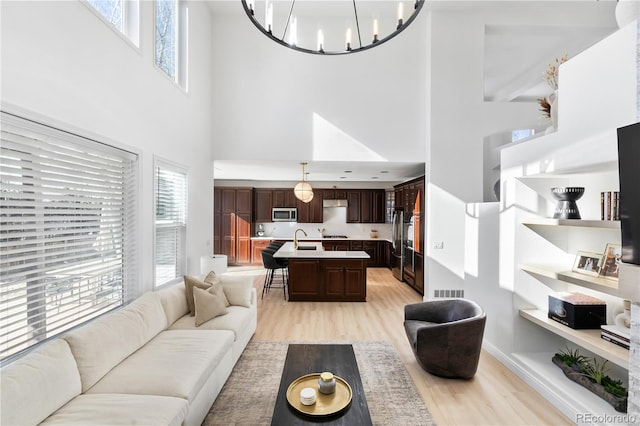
<box><xmin>242</xmin><ymin>0</ymin><xmax>425</xmax><ymax>55</ymax></box>
<box><xmin>294</xmin><ymin>162</ymin><xmax>314</xmax><ymax>203</ymax></box>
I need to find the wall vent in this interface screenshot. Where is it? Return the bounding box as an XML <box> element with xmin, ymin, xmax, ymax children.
<box><xmin>433</xmin><ymin>289</ymin><xmax>465</xmax><ymax>298</ymax></box>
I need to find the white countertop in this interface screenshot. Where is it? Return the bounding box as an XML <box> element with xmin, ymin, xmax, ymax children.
<box><xmin>252</xmin><ymin>236</ymin><xmax>391</xmax><ymax>242</ymax></box>
<box><xmin>273</xmin><ymin>242</ymin><xmax>370</xmax><ymax>259</ymax></box>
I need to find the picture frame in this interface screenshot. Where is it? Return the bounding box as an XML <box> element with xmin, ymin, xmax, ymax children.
<box><xmin>599</xmin><ymin>243</ymin><xmax>622</xmax><ymax>280</ymax></box>
<box><xmin>572</xmin><ymin>251</ymin><xmax>604</xmax><ymax>277</ymax></box>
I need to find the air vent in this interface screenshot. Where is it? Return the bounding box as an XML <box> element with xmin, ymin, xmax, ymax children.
<box><xmin>433</xmin><ymin>289</ymin><xmax>464</xmax><ymax>298</ymax></box>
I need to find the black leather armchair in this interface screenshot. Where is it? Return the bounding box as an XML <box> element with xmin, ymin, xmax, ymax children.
<box><xmin>404</xmin><ymin>299</ymin><xmax>486</xmax><ymax>379</ymax></box>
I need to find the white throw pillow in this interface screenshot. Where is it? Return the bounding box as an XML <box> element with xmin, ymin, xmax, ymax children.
<box><xmin>221</xmin><ymin>280</ymin><xmax>253</xmax><ymax>308</ymax></box>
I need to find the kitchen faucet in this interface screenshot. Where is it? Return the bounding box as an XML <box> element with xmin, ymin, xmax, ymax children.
<box><xmin>293</xmin><ymin>228</ymin><xmax>307</xmax><ymax>249</ymax></box>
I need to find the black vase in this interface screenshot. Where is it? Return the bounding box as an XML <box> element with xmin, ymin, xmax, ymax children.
<box><xmin>551</xmin><ymin>187</ymin><xmax>585</xmax><ymax>219</ymax></box>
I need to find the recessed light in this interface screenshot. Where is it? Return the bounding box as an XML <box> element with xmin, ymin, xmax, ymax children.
<box><xmin>344</xmin><ymin>170</ymin><xmax>352</xmax><ymax>173</ymax></box>
<box><xmin>340</xmin><ymin>176</ymin><xmax>347</xmax><ymax>179</ymax></box>
<box><xmin>371</xmin><ymin>177</ymin><xmax>379</xmax><ymax>179</ymax></box>
<box><xmin>380</xmin><ymin>170</ymin><xmax>389</xmax><ymax>174</ymax></box>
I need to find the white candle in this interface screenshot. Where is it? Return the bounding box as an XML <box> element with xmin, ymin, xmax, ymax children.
<box><xmin>247</xmin><ymin>0</ymin><xmax>254</xmax><ymax>11</ymax></box>
<box><xmin>317</xmin><ymin>29</ymin><xmax>324</xmax><ymax>51</ymax></box>
<box><xmin>397</xmin><ymin>3</ymin><xmax>404</xmax><ymax>20</ymax></box>
<box><xmin>373</xmin><ymin>19</ymin><xmax>379</xmax><ymax>37</ymax></box>
<box><xmin>266</xmin><ymin>2</ymin><xmax>273</xmax><ymax>32</ymax></box>
<box><xmin>346</xmin><ymin>27</ymin><xmax>352</xmax><ymax>47</ymax></box>
<box><xmin>288</xmin><ymin>16</ymin><xmax>297</xmax><ymax>45</ymax></box>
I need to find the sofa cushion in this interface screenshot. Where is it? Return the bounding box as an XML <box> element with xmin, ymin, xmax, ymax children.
<box><xmin>40</xmin><ymin>393</ymin><xmax>188</xmax><ymax>426</ymax></box>
<box><xmin>63</xmin><ymin>291</ymin><xmax>167</xmax><ymax>392</ymax></box>
<box><xmin>220</xmin><ymin>275</ymin><xmax>254</xmax><ymax>308</ymax></box>
<box><xmin>193</xmin><ymin>286</ymin><xmax>228</xmax><ymax>326</ymax></box>
<box><xmin>184</xmin><ymin>275</ymin><xmax>212</xmax><ymax>315</ymax></box>
<box><xmin>157</xmin><ymin>283</ymin><xmax>189</xmax><ymax>326</ymax></box>
<box><xmin>0</xmin><ymin>339</ymin><xmax>81</xmax><ymax>426</ymax></box>
<box><xmin>169</xmin><ymin>305</ymin><xmax>254</xmax><ymax>341</ymax></box>
<box><xmin>86</xmin><ymin>329</ymin><xmax>234</xmax><ymax>402</ymax></box>
<box><xmin>204</xmin><ymin>270</ymin><xmax>222</xmax><ymax>285</ymax></box>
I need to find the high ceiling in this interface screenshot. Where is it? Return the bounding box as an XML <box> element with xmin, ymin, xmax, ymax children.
<box><xmin>207</xmin><ymin>1</ymin><xmax>617</xmax><ymax>183</ymax></box>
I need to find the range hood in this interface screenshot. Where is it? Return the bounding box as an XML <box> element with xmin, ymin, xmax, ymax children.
<box><xmin>323</xmin><ymin>199</ymin><xmax>349</xmax><ymax>208</ymax></box>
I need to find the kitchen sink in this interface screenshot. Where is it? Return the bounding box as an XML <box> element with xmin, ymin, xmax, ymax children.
<box><xmin>296</xmin><ymin>245</ymin><xmax>317</xmax><ymax>250</ymax></box>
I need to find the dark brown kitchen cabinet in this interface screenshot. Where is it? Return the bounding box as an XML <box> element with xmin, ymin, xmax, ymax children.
<box><xmin>346</xmin><ymin>191</ymin><xmax>361</xmax><ymax>223</ymax></box>
<box><xmin>296</xmin><ymin>194</ymin><xmax>323</xmax><ymax>223</ymax></box>
<box><xmin>323</xmin><ymin>259</ymin><xmax>366</xmax><ymax>300</ymax></box>
<box><xmin>273</xmin><ymin>189</ymin><xmax>297</xmax><ymax>208</ymax></box>
<box><xmin>322</xmin><ymin>241</ymin><xmax>350</xmax><ymax>251</ymax></box>
<box><xmin>322</xmin><ymin>188</ymin><xmax>347</xmax><ymax>199</ymax></box>
<box><xmin>347</xmin><ymin>190</ymin><xmax>385</xmax><ymax>224</ymax></box>
<box><xmin>214</xmin><ymin>187</ymin><xmax>253</xmax><ymax>265</ymax></box>
<box><xmin>253</xmin><ymin>189</ymin><xmax>273</xmax><ymax>222</ymax></box>
<box><xmin>287</xmin><ymin>259</ymin><xmax>321</xmax><ymax>299</ymax></box>
<box><xmin>363</xmin><ymin>241</ymin><xmax>379</xmax><ymax>267</ymax></box>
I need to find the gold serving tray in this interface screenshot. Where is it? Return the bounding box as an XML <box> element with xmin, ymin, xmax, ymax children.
<box><xmin>286</xmin><ymin>373</ymin><xmax>352</xmax><ymax>417</ymax></box>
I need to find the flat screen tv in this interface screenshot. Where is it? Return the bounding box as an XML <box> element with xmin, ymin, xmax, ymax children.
<box><xmin>617</xmin><ymin>121</ymin><xmax>640</xmax><ymax>265</ymax></box>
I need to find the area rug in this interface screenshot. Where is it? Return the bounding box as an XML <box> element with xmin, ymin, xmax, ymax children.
<box><xmin>203</xmin><ymin>340</ymin><xmax>435</xmax><ymax>426</ymax></box>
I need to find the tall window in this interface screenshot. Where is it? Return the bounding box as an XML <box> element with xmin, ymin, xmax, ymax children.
<box><xmin>0</xmin><ymin>112</ymin><xmax>138</xmax><ymax>363</ymax></box>
<box><xmin>155</xmin><ymin>0</ymin><xmax>188</xmax><ymax>88</ymax></box>
<box><xmin>154</xmin><ymin>160</ymin><xmax>187</xmax><ymax>287</ymax></box>
<box><xmin>85</xmin><ymin>0</ymin><xmax>140</xmax><ymax>47</ymax></box>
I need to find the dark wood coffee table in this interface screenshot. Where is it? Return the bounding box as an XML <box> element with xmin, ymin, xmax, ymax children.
<box><xmin>271</xmin><ymin>344</ymin><xmax>372</xmax><ymax>425</ymax></box>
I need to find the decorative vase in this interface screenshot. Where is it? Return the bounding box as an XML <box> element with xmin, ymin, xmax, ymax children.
<box><xmin>616</xmin><ymin>0</ymin><xmax>640</xmax><ymax>29</ymax></box>
<box><xmin>549</xmin><ymin>90</ymin><xmax>558</xmax><ymax>131</ymax></box>
<box><xmin>551</xmin><ymin>187</ymin><xmax>584</xmax><ymax>219</ymax></box>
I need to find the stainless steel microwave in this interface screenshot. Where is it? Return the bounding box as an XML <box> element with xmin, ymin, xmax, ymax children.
<box><xmin>272</xmin><ymin>207</ymin><xmax>297</xmax><ymax>222</ymax></box>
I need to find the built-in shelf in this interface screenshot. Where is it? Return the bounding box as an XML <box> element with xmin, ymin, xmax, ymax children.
<box><xmin>520</xmin><ymin>263</ymin><xmax>619</xmax><ymax>296</ymax></box>
<box><xmin>522</xmin><ymin>218</ymin><xmax>620</xmax><ymax>229</ymax></box>
<box><xmin>519</xmin><ymin>308</ymin><xmax>628</xmax><ymax>369</ymax></box>
<box><xmin>511</xmin><ymin>351</ymin><xmax>623</xmax><ymax>418</ymax></box>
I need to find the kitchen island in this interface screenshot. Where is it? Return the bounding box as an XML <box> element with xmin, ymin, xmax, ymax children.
<box><xmin>274</xmin><ymin>242</ymin><xmax>370</xmax><ymax>302</ymax></box>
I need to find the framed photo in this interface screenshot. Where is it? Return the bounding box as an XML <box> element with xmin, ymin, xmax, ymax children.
<box><xmin>599</xmin><ymin>243</ymin><xmax>622</xmax><ymax>280</ymax></box>
<box><xmin>572</xmin><ymin>251</ymin><xmax>603</xmax><ymax>277</ymax></box>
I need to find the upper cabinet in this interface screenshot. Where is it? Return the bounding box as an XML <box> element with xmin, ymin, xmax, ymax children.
<box><xmin>346</xmin><ymin>189</ymin><xmax>386</xmax><ymax>224</ymax></box>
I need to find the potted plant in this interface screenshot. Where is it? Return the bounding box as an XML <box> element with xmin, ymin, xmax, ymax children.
<box><xmin>552</xmin><ymin>347</ymin><xmax>627</xmax><ymax>412</ymax></box>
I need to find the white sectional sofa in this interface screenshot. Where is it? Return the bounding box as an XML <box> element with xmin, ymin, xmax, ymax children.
<box><xmin>1</xmin><ymin>274</ymin><xmax>257</xmax><ymax>426</ymax></box>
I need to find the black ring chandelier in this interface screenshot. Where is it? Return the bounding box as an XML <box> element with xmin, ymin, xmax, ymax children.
<box><xmin>241</xmin><ymin>0</ymin><xmax>425</xmax><ymax>55</ymax></box>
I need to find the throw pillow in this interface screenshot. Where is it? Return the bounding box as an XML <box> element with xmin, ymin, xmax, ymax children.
<box><xmin>193</xmin><ymin>286</ymin><xmax>228</xmax><ymax>326</ymax></box>
<box><xmin>203</xmin><ymin>270</ymin><xmax>222</xmax><ymax>285</ymax></box>
<box><xmin>222</xmin><ymin>280</ymin><xmax>253</xmax><ymax>308</ymax></box>
<box><xmin>184</xmin><ymin>275</ymin><xmax>212</xmax><ymax>316</ymax></box>
<box><xmin>209</xmin><ymin>281</ymin><xmax>230</xmax><ymax>307</ymax></box>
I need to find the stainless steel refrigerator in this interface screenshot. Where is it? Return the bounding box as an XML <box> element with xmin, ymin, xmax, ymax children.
<box><xmin>391</xmin><ymin>209</ymin><xmax>404</xmax><ymax>281</ymax></box>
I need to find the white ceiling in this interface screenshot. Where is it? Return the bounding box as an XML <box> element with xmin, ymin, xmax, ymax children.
<box><xmin>213</xmin><ymin>160</ymin><xmax>426</xmax><ymax>183</ymax></box>
<box><xmin>208</xmin><ymin>1</ymin><xmax>617</xmax><ymax>183</ymax></box>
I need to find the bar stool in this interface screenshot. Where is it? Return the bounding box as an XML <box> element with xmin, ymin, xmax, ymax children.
<box><xmin>261</xmin><ymin>249</ymin><xmax>288</xmax><ymax>300</ymax></box>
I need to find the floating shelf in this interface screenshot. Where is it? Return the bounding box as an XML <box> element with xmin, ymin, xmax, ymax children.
<box><xmin>511</xmin><ymin>351</ymin><xmax>624</xmax><ymax>418</ymax></box>
<box><xmin>520</xmin><ymin>263</ymin><xmax>619</xmax><ymax>296</ymax></box>
<box><xmin>519</xmin><ymin>309</ymin><xmax>628</xmax><ymax>369</ymax></box>
<box><xmin>522</xmin><ymin>218</ymin><xmax>620</xmax><ymax>229</ymax></box>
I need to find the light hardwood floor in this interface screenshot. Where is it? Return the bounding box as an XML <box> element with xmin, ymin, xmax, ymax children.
<box><xmin>236</xmin><ymin>266</ymin><xmax>572</xmax><ymax>426</ymax></box>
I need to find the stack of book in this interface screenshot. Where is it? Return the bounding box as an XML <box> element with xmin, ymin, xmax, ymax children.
<box><xmin>600</xmin><ymin>324</ymin><xmax>630</xmax><ymax>350</ymax></box>
<box><xmin>601</xmin><ymin>191</ymin><xmax>620</xmax><ymax>220</ymax></box>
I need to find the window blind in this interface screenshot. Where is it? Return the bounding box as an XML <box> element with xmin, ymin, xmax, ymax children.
<box><xmin>154</xmin><ymin>162</ymin><xmax>186</xmax><ymax>287</ymax></box>
<box><xmin>0</xmin><ymin>112</ymin><xmax>138</xmax><ymax>363</ymax></box>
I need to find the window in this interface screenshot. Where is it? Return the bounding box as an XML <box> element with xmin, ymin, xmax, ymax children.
<box><xmin>0</xmin><ymin>112</ymin><xmax>138</xmax><ymax>363</ymax></box>
<box><xmin>154</xmin><ymin>160</ymin><xmax>187</xmax><ymax>287</ymax></box>
<box><xmin>87</xmin><ymin>0</ymin><xmax>123</xmax><ymax>31</ymax></box>
<box><xmin>85</xmin><ymin>0</ymin><xmax>140</xmax><ymax>47</ymax></box>
<box><xmin>155</xmin><ymin>0</ymin><xmax>188</xmax><ymax>88</ymax></box>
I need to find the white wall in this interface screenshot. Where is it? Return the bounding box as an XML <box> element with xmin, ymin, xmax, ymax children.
<box><xmin>425</xmin><ymin>1</ymin><xmax>617</xmax><ymax>299</ymax></box>
<box><xmin>208</xmin><ymin>2</ymin><xmax>428</xmax><ymax>164</ymax></box>
<box><xmin>0</xmin><ymin>1</ymin><xmax>215</xmax><ymax>294</ymax></box>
